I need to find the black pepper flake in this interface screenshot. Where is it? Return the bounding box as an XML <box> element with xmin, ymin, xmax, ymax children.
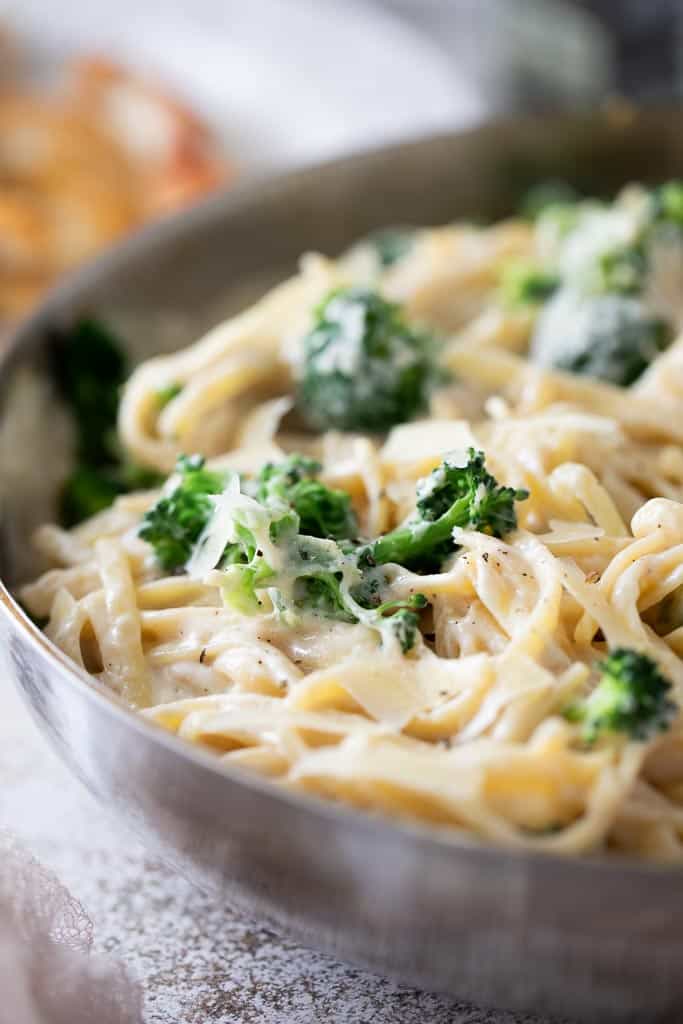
<box><xmin>256</xmin><ymin>548</ymin><xmax>263</xmax><ymax>556</ymax></box>
<box><xmin>199</xmin><ymin>648</ymin><xmax>207</xmax><ymax>664</ymax></box>
<box><xmin>482</xmin><ymin>552</ymin><xmax>489</xmax><ymax>563</ymax></box>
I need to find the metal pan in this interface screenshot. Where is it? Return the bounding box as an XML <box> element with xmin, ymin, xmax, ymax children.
<box><xmin>2</xmin><ymin>109</ymin><xmax>683</xmax><ymax>1024</ymax></box>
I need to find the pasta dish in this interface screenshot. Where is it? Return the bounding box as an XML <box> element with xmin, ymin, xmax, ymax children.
<box><xmin>20</xmin><ymin>181</ymin><xmax>683</xmax><ymax>861</ymax></box>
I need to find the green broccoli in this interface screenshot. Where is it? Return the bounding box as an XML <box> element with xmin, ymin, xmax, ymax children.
<box><xmin>252</xmin><ymin>454</ymin><xmax>357</xmax><ymax>539</ymax></box>
<box><xmin>294</xmin><ymin>574</ymin><xmax>358</xmax><ymax>623</ymax></box>
<box><xmin>590</xmin><ymin>181</ymin><xmax>683</xmax><ymax>295</ymax></box>
<box><xmin>60</xmin><ymin>466</ymin><xmax>123</xmax><ymax>526</ymax></box>
<box><xmin>139</xmin><ymin>453</ymin><xmax>360</xmax><ymax>572</ymax></box>
<box><xmin>651</xmin><ymin>181</ymin><xmax>683</xmax><ymax>227</ymax></box>
<box><xmin>526</xmin><ymin>180</ymin><xmax>683</xmax><ymax>384</ymax></box>
<box><xmin>374</xmin><ymin>593</ymin><xmax>428</xmax><ymax>654</ymax></box>
<box><xmin>197</xmin><ymin>483</ymin><xmax>428</xmax><ymax>652</ymax></box>
<box><xmin>358</xmin><ymin>449</ymin><xmax>528</xmax><ymax>573</ymax></box>
<box><xmin>500</xmin><ymin>262</ymin><xmax>560</xmax><ymax>307</ymax></box>
<box><xmin>140</xmin><ymin>455</ymin><xmax>429</xmax><ymax>652</ymax></box>
<box><xmin>139</xmin><ymin>452</ymin><xmax>522</xmax><ymax>653</ymax></box>
<box><xmin>139</xmin><ymin>455</ymin><xmax>227</xmax><ymax>571</ymax></box>
<box><xmin>221</xmin><ymin>547</ymin><xmax>279</xmax><ymax>615</ymax></box>
<box><xmin>597</xmin><ymin>243</ymin><xmax>648</xmax><ymax>295</ymax></box>
<box><xmin>296</xmin><ymin>287</ymin><xmax>443</xmax><ymax>433</ymax></box>
<box><xmin>117</xmin><ymin>462</ymin><xmax>166</xmax><ymax>492</ymax></box>
<box><xmin>52</xmin><ymin>317</ymin><xmax>128</xmax><ymax>466</ymax></box>
<box><xmin>52</xmin><ymin>317</ymin><xmax>167</xmax><ymax>525</ymax></box>
<box><xmin>564</xmin><ymin>648</ymin><xmax>677</xmax><ymax>744</ymax></box>
<box><xmin>228</xmin><ymin>527</ymin><xmax>427</xmax><ymax>652</ymax></box>
<box><xmin>60</xmin><ymin>459</ymin><xmax>165</xmax><ymax>528</ymax></box>
<box><xmin>531</xmin><ymin>291</ymin><xmax>673</xmax><ymax>387</ymax></box>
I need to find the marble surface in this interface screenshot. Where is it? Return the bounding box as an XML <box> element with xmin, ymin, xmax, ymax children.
<box><xmin>0</xmin><ymin>674</ymin><xmax>561</xmax><ymax>1024</ymax></box>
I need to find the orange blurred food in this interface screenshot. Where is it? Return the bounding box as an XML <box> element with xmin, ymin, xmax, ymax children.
<box><xmin>0</xmin><ymin>42</ymin><xmax>232</xmax><ymax>321</ymax></box>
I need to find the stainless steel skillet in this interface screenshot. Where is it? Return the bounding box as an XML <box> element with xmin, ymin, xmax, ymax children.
<box><xmin>2</xmin><ymin>109</ymin><xmax>683</xmax><ymax>1024</ymax></box>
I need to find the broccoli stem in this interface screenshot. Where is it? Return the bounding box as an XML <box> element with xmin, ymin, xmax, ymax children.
<box><xmin>363</xmin><ymin>495</ymin><xmax>472</xmax><ymax>568</ymax></box>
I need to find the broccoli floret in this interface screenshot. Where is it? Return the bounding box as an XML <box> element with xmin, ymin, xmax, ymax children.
<box><xmin>253</xmin><ymin>455</ymin><xmax>357</xmax><ymax>539</ymax></box>
<box><xmin>597</xmin><ymin>243</ymin><xmax>648</xmax><ymax>295</ymax></box>
<box><xmin>374</xmin><ymin>593</ymin><xmax>428</xmax><ymax>654</ymax></box>
<box><xmin>651</xmin><ymin>181</ymin><xmax>683</xmax><ymax>227</ymax></box>
<box><xmin>226</xmin><ymin>527</ymin><xmax>427</xmax><ymax>652</ymax></box>
<box><xmin>527</xmin><ymin>182</ymin><xmax>683</xmax><ymax>384</ymax></box>
<box><xmin>531</xmin><ymin>291</ymin><xmax>673</xmax><ymax>387</ymax></box>
<box><xmin>592</xmin><ymin>186</ymin><xmax>683</xmax><ymax>297</ymax></box>
<box><xmin>222</xmin><ymin>552</ymin><xmax>279</xmax><ymax>615</ymax></box>
<box><xmin>60</xmin><ymin>466</ymin><xmax>123</xmax><ymax>526</ymax></box>
<box><xmin>387</xmin><ymin>608</ymin><xmax>422</xmax><ymax>654</ymax></box>
<box><xmin>286</xmin><ymin>477</ymin><xmax>356</xmax><ymax>539</ymax></box>
<box><xmin>292</xmin><ymin>558</ymin><xmax>429</xmax><ymax>651</ymax></box>
<box><xmin>500</xmin><ymin>262</ymin><xmax>559</xmax><ymax>307</ymax></box>
<box><xmin>60</xmin><ymin>460</ymin><xmax>164</xmax><ymax>528</ymax></box>
<box><xmin>117</xmin><ymin>462</ymin><xmax>165</xmax><ymax>492</ymax></box>
<box><xmin>296</xmin><ymin>287</ymin><xmax>442</xmax><ymax>433</ymax></box>
<box><xmin>61</xmin><ymin>462</ymin><xmax>164</xmax><ymax>527</ymax></box>
<box><xmin>139</xmin><ymin>453</ymin><xmax>358</xmax><ymax>571</ymax></box>
<box><xmin>359</xmin><ymin>449</ymin><xmax>528</xmax><ymax>573</ymax></box>
<box><xmin>139</xmin><ymin>455</ymin><xmax>227</xmax><ymax>571</ymax></box>
<box><xmin>564</xmin><ymin>648</ymin><xmax>677</xmax><ymax>744</ymax></box>
<box><xmin>595</xmin><ymin>184</ymin><xmax>683</xmax><ymax>297</ymax></box>
<box><xmin>52</xmin><ymin>317</ymin><xmax>128</xmax><ymax>466</ymax></box>
<box><xmin>52</xmin><ymin>318</ymin><xmax>167</xmax><ymax>525</ymax></box>
<box><xmin>149</xmin><ymin>459</ymin><xmax>429</xmax><ymax>653</ymax></box>
<box><xmin>294</xmin><ymin>574</ymin><xmax>357</xmax><ymax>623</ymax></box>
<box><xmin>197</xmin><ymin>489</ymin><xmax>427</xmax><ymax>650</ymax></box>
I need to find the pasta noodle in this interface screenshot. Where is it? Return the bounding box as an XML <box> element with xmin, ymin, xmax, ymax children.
<box><xmin>21</xmin><ymin>182</ymin><xmax>683</xmax><ymax>861</ymax></box>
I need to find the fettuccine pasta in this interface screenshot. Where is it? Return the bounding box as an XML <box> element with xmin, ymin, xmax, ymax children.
<box><xmin>22</xmin><ymin>181</ymin><xmax>683</xmax><ymax>861</ymax></box>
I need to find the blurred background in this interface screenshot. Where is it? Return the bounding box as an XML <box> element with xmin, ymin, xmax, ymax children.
<box><xmin>0</xmin><ymin>0</ymin><xmax>681</xmax><ymax>326</ymax></box>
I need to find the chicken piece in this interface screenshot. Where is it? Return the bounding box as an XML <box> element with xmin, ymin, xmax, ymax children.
<box><xmin>0</xmin><ymin>46</ymin><xmax>230</xmax><ymax>322</ymax></box>
<box><xmin>69</xmin><ymin>58</ymin><xmax>228</xmax><ymax>217</ymax></box>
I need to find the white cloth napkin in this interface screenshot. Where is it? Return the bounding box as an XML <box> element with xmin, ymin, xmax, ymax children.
<box><xmin>0</xmin><ymin>831</ymin><xmax>141</xmax><ymax>1024</ymax></box>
